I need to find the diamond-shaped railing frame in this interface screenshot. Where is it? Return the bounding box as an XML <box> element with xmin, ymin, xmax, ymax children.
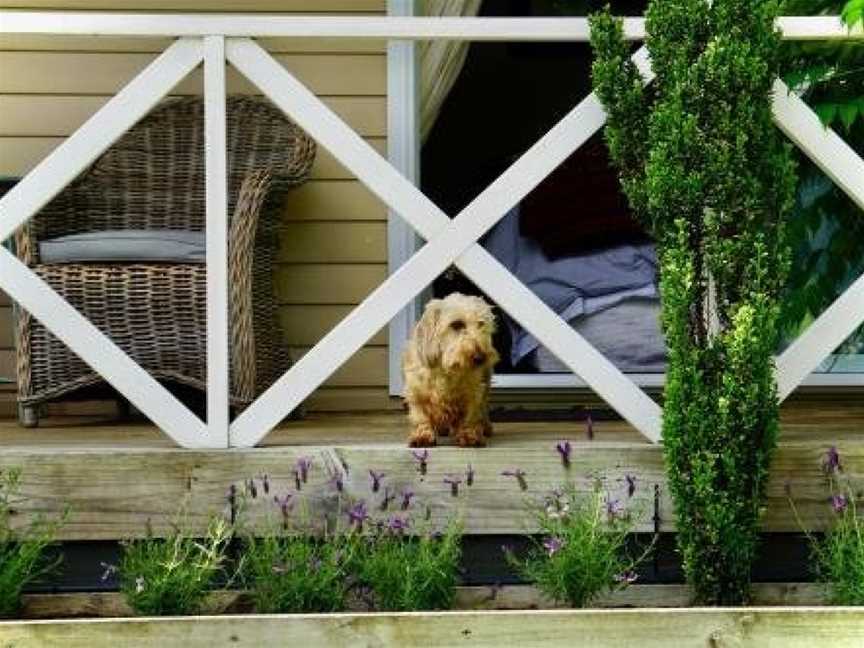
<box><xmin>0</xmin><ymin>14</ymin><xmax>861</xmax><ymax>448</ymax></box>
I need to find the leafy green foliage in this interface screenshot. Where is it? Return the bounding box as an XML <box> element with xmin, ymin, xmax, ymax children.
<box><xmin>590</xmin><ymin>0</ymin><xmax>796</xmax><ymax>604</ymax></box>
<box><xmin>355</xmin><ymin>519</ymin><xmax>462</xmax><ymax>612</ymax></box>
<box><xmin>780</xmin><ymin>0</ymin><xmax>864</xmax><ymax>352</ymax></box>
<box><xmin>0</xmin><ymin>468</ymin><xmax>63</xmax><ymax>618</ymax></box>
<box><xmin>507</xmin><ymin>486</ymin><xmax>648</xmax><ymax>608</ymax></box>
<box><xmin>118</xmin><ymin>516</ymin><xmax>233</xmax><ymax>616</ymax></box>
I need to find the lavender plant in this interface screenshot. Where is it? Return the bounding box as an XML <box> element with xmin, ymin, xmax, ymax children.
<box><xmin>0</xmin><ymin>468</ymin><xmax>63</xmax><ymax>618</ymax></box>
<box><xmin>507</xmin><ymin>485</ymin><xmax>648</xmax><ymax>608</ymax></box>
<box><xmin>355</xmin><ymin>518</ymin><xmax>463</xmax><ymax>611</ymax></box>
<box><xmin>241</xmin><ymin>530</ymin><xmax>359</xmax><ymax>613</ymax></box>
<box><xmin>790</xmin><ymin>447</ymin><xmax>864</xmax><ymax>605</ymax></box>
<box><xmin>118</xmin><ymin>515</ymin><xmax>233</xmax><ymax>616</ymax></box>
<box><xmin>238</xmin><ymin>478</ymin><xmax>360</xmax><ymax>614</ymax></box>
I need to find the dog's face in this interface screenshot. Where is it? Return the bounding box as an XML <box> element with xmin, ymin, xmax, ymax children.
<box><xmin>414</xmin><ymin>293</ymin><xmax>499</xmax><ymax>373</ymax></box>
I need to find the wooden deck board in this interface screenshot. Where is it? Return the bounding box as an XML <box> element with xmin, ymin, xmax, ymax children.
<box><xmin>0</xmin><ymin>404</ymin><xmax>861</xmax><ymax>539</ymax></box>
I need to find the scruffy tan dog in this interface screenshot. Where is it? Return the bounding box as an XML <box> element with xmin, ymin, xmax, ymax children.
<box><xmin>402</xmin><ymin>293</ymin><xmax>499</xmax><ymax>447</ymax></box>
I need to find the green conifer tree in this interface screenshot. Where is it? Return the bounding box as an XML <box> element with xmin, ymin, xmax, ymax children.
<box><xmin>590</xmin><ymin>0</ymin><xmax>797</xmax><ymax>604</ymax></box>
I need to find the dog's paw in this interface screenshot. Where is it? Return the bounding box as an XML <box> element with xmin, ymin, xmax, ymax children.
<box><xmin>482</xmin><ymin>420</ymin><xmax>493</xmax><ymax>437</ymax></box>
<box><xmin>456</xmin><ymin>426</ymin><xmax>487</xmax><ymax>448</ymax></box>
<box><xmin>408</xmin><ymin>426</ymin><xmax>437</xmax><ymax>447</ymax></box>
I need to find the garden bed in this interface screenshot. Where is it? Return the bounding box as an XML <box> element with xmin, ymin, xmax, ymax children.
<box><xmin>2</xmin><ymin>607</ymin><xmax>863</xmax><ymax>648</ymax></box>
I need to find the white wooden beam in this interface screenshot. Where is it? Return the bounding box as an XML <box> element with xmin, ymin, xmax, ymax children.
<box><xmin>0</xmin><ymin>12</ymin><xmax>860</xmax><ymax>41</ymax></box>
<box><xmin>204</xmin><ymin>35</ymin><xmax>229</xmax><ymax>447</ymax></box>
<box><xmin>227</xmin><ymin>39</ymin><xmax>661</xmax><ymax>447</ymax></box>
<box><xmin>770</xmin><ymin>82</ymin><xmax>864</xmax><ymax>400</ymax></box>
<box><xmin>0</xmin><ymin>247</ymin><xmax>210</xmax><ymax>447</ymax></box>
<box><xmin>776</xmin><ymin>273</ymin><xmax>864</xmax><ymax>401</ymax></box>
<box><xmin>772</xmin><ymin>79</ymin><xmax>864</xmax><ymax>212</ymax></box>
<box><xmin>0</xmin><ymin>37</ymin><xmax>203</xmax><ymax>244</ymax></box>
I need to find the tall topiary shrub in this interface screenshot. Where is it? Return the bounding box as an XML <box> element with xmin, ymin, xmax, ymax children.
<box><xmin>589</xmin><ymin>1</ymin><xmax>797</xmax><ymax>604</ymax></box>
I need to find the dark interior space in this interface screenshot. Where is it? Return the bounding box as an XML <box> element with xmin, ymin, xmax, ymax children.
<box><xmin>422</xmin><ymin>0</ymin><xmax>652</xmax><ymax>374</ymax></box>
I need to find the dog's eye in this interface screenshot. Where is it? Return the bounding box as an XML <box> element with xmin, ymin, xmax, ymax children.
<box><xmin>450</xmin><ymin>320</ymin><xmax>465</xmax><ymax>332</ymax></box>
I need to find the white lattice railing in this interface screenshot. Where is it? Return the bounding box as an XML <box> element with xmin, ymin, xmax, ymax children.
<box><xmin>0</xmin><ymin>12</ymin><xmax>861</xmax><ymax>448</ymax></box>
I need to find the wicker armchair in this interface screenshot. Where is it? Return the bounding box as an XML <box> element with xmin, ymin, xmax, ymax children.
<box><xmin>14</xmin><ymin>96</ymin><xmax>316</xmax><ymax>426</ymax></box>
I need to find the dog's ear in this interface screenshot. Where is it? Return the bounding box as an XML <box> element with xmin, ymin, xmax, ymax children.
<box><xmin>415</xmin><ymin>299</ymin><xmax>443</xmax><ymax>368</ymax></box>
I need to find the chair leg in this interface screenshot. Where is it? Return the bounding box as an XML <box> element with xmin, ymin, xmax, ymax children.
<box><xmin>18</xmin><ymin>404</ymin><xmax>40</xmax><ymax>428</ymax></box>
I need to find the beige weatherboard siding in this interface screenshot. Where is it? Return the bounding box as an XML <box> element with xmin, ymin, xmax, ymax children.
<box><xmin>0</xmin><ymin>0</ymin><xmax>395</xmax><ymax>413</ymax></box>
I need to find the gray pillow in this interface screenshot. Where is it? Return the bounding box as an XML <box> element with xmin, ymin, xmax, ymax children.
<box><xmin>532</xmin><ymin>298</ymin><xmax>667</xmax><ymax>373</ymax></box>
<box><xmin>39</xmin><ymin>230</ymin><xmax>206</xmax><ymax>264</ymax></box>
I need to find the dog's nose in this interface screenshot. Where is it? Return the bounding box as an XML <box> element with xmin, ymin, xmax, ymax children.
<box><xmin>472</xmin><ymin>352</ymin><xmax>487</xmax><ymax>366</ymax></box>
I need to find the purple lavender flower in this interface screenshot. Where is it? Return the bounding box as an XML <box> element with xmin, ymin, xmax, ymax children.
<box><xmin>348</xmin><ymin>501</ymin><xmax>370</xmax><ymax>530</ymax></box>
<box><xmin>309</xmin><ymin>557</ymin><xmax>323</xmax><ymax>573</ymax></box>
<box><xmin>386</xmin><ymin>516</ymin><xmax>410</xmax><ymax>535</ymax></box>
<box><xmin>369</xmin><ymin>470</ymin><xmax>385</xmax><ymax>493</ymax></box>
<box><xmin>586</xmin><ymin>411</ymin><xmax>594</xmax><ymax>440</ymax></box>
<box><xmin>412</xmin><ymin>449</ymin><xmax>429</xmax><ymax>476</ymax></box>
<box><xmin>606</xmin><ymin>497</ymin><xmax>624</xmax><ymax>520</ymax></box>
<box><xmin>823</xmin><ymin>447</ymin><xmax>842</xmax><ymax>474</ymax></box>
<box><xmin>330</xmin><ymin>472</ymin><xmax>345</xmax><ymax>493</ymax></box>
<box><xmin>247</xmin><ymin>478</ymin><xmax>258</xmax><ymax>499</ymax></box>
<box><xmin>274</xmin><ymin>493</ymin><xmax>294</xmax><ymax>518</ymax></box>
<box><xmin>296</xmin><ymin>457</ymin><xmax>313</xmax><ymax>483</ymax></box>
<box><xmin>293</xmin><ymin>469</ymin><xmax>302</xmax><ymax>491</ymax></box>
<box><xmin>543</xmin><ymin>536</ymin><xmax>565</xmax><ymax>557</ymax></box>
<box><xmin>380</xmin><ymin>487</ymin><xmax>396</xmax><ymax>511</ymax></box>
<box><xmin>466</xmin><ymin>464</ymin><xmax>475</xmax><ymax>486</ymax></box>
<box><xmin>614</xmin><ymin>571</ymin><xmax>638</xmax><ymax>584</ymax></box>
<box><xmin>831</xmin><ymin>494</ymin><xmax>849</xmax><ymax>514</ymax></box>
<box><xmin>502</xmin><ymin>468</ymin><xmax>528</xmax><ymax>491</ymax></box>
<box><xmin>625</xmin><ymin>474</ymin><xmax>636</xmax><ymax>499</ymax></box>
<box><xmin>555</xmin><ymin>440</ymin><xmax>572</xmax><ymax>467</ymax></box>
<box><xmin>261</xmin><ymin>474</ymin><xmax>270</xmax><ymax>495</ymax></box>
<box><xmin>400</xmin><ymin>489</ymin><xmax>415</xmax><ymax>511</ymax></box>
<box><xmin>444</xmin><ymin>475</ymin><xmax>463</xmax><ymax>497</ymax></box>
<box><xmin>226</xmin><ymin>484</ymin><xmax>238</xmax><ymax>523</ymax></box>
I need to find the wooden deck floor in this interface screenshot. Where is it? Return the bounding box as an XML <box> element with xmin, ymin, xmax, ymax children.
<box><xmin>1</xmin><ymin>398</ymin><xmax>862</xmax><ymax>450</ymax></box>
<box><xmin>0</xmin><ymin>400</ymin><xmax>861</xmax><ymax>540</ymax></box>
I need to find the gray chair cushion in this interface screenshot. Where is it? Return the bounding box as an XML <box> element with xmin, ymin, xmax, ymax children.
<box><xmin>39</xmin><ymin>229</ymin><xmax>206</xmax><ymax>264</ymax></box>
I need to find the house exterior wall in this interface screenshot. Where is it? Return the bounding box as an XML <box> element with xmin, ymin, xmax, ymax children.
<box><xmin>0</xmin><ymin>0</ymin><xmax>398</xmax><ymax>414</ymax></box>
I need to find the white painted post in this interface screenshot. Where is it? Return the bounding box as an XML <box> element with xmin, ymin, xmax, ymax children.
<box><xmin>204</xmin><ymin>35</ymin><xmax>230</xmax><ymax>447</ymax></box>
<box><xmin>387</xmin><ymin>0</ymin><xmax>423</xmax><ymax>397</ymax></box>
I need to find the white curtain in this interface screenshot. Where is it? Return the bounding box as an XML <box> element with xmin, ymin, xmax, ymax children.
<box><xmin>419</xmin><ymin>0</ymin><xmax>482</xmax><ymax>142</ymax></box>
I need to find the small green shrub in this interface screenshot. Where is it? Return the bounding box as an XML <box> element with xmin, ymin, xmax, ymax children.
<box><xmin>791</xmin><ymin>447</ymin><xmax>864</xmax><ymax>605</ymax></box>
<box><xmin>507</xmin><ymin>485</ymin><xmax>648</xmax><ymax>608</ymax></box>
<box><xmin>118</xmin><ymin>516</ymin><xmax>233</xmax><ymax>616</ymax></box>
<box><xmin>356</xmin><ymin>518</ymin><xmax>462</xmax><ymax>612</ymax></box>
<box><xmin>0</xmin><ymin>468</ymin><xmax>63</xmax><ymax>618</ymax></box>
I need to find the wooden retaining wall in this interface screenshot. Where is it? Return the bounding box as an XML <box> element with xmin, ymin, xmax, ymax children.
<box><xmin>2</xmin><ymin>607</ymin><xmax>863</xmax><ymax>648</ymax></box>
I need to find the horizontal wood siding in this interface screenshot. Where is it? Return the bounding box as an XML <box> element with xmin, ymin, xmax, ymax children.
<box><xmin>0</xmin><ymin>1</ymin><xmax>393</xmax><ymax>410</ymax></box>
